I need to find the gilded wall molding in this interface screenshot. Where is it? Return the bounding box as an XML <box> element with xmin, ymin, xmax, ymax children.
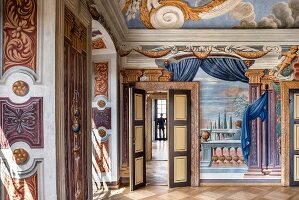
<box><xmin>280</xmin><ymin>81</ymin><xmax>299</xmax><ymax>186</ymax></box>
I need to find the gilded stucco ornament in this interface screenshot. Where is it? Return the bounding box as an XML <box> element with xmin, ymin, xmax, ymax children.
<box><xmin>13</xmin><ymin>148</ymin><xmax>29</xmax><ymax>165</ymax></box>
<box><xmin>12</xmin><ymin>80</ymin><xmax>29</xmax><ymax>96</ymax></box>
<box><xmin>271</xmin><ymin>45</ymin><xmax>299</xmax><ymax>81</ymax></box>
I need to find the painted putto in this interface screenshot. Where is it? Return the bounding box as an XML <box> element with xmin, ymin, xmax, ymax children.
<box><xmin>118</xmin><ymin>0</ymin><xmax>299</xmax><ymax>29</ymax></box>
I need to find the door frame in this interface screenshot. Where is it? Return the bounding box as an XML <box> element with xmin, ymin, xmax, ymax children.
<box><xmin>281</xmin><ymin>81</ymin><xmax>299</xmax><ymax>186</ymax></box>
<box><xmin>135</xmin><ymin>82</ymin><xmax>200</xmax><ymax>186</ymax></box>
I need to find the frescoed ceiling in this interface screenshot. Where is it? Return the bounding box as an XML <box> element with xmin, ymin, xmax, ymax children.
<box><xmin>118</xmin><ymin>0</ymin><xmax>299</xmax><ymax>29</ymax></box>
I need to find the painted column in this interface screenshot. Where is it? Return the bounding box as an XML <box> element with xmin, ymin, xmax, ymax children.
<box><xmin>245</xmin><ymin>69</ymin><xmax>265</xmax><ymax>176</ymax></box>
<box><xmin>245</xmin><ymin>69</ymin><xmax>281</xmax><ymax>176</ymax></box>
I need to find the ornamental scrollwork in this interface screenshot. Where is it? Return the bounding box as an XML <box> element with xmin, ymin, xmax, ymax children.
<box><xmin>3</xmin><ymin>0</ymin><xmax>37</xmax><ymax>73</ymax></box>
<box><xmin>119</xmin><ymin>45</ymin><xmax>277</xmax><ymax>61</ymax></box>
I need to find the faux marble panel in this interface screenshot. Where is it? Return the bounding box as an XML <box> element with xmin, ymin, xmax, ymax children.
<box><xmin>0</xmin><ymin>97</ymin><xmax>43</xmax><ymax>148</ymax></box>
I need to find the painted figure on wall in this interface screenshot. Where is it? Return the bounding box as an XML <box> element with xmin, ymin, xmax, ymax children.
<box><xmin>277</xmin><ymin>45</ymin><xmax>298</xmax><ymax>74</ymax></box>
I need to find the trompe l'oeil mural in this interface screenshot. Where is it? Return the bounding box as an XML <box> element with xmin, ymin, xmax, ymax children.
<box><xmin>118</xmin><ymin>0</ymin><xmax>299</xmax><ymax>29</ymax></box>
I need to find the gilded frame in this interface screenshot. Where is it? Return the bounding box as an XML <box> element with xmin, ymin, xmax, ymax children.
<box><xmin>281</xmin><ymin>81</ymin><xmax>299</xmax><ymax>186</ymax></box>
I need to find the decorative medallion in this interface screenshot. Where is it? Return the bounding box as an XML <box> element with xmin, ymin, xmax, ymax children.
<box><xmin>12</xmin><ymin>81</ymin><xmax>29</xmax><ymax>96</ymax></box>
<box><xmin>97</xmin><ymin>100</ymin><xmax>106</xmax><ymax>108</ymax></box>
<box><xmin>98</xmin><ymin>129</ymin><xmax>107</xmax><ymax>138</ymax></box>
<box><xmin>4</xmin><ymin>172</ymin><xmax>38</xmax><ymax>200</ymax></box>
<box><xmin>92</xmin><ymin>108</ymin><xmax>111</xmax><ymax>129</ymax></box>
<box><xmin>3</xmin><ymin>0</ymin><xmax>37</xmax><ymax>73</ymax></box>
<box><xmin>94</xmin><ymin>62</ymin><xmax>109</xmax><ymax>97</ymax></box>
<box><xmin>0</xmin><ymin>97</ymin><xmax>43</xmax><ymax>148</ymax></box>
<box><xmin>13</xmin><ymin>148</ymin><xmax>29</xmax><ymax>165</ymax></box>
<box><xmin>92</xmin><ymin>38</ymin><xmax>106</xmax><ymax>49</ymax></box>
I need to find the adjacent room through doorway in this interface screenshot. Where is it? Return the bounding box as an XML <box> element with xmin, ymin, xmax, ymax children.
<box><xmin>146</xmin><ymin>96</ymin><xmax>168</xmax><ymax>186</ymax></box>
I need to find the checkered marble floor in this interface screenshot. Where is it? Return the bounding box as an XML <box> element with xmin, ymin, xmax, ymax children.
<box><xmin>94</xmin><ymin>186</ymin><xmax>299</xmax><ymax>200</ymax></box>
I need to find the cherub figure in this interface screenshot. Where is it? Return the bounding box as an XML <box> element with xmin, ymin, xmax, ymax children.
<box><xmin>277</xmin><ymin>45</ymin><xmax>299</xmax><ymax>74</ymax></box>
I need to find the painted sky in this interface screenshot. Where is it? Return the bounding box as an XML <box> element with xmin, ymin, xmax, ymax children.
<box><xmin>119</xmin><ymin>0</ymin><xmax>299</xmax><ymax>29</ymax></box>
<box><xmin>193</xmin><ymin>68</ymin><xmax>249</xmax><ymax>129</ymax></box>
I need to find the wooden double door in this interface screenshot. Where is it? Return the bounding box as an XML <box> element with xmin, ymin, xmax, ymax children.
<box><xmin>129</xmin><ymin>88</ymin><xmax>191</xmax><ymax>190</ymax></box>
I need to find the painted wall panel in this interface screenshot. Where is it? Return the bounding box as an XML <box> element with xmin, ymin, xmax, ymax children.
<box><xmin>174</xmin><ymin>156</ymin><xmax>187</xmax><ymax>183</ymax></box>
<box><xmin>174</xmin><ymin>95</ymin><xmax>187</xmax><ymax>120</ymax></box>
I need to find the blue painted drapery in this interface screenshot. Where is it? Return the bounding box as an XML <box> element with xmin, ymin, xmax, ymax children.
<box><xmin>165</xmin><ymin>58</ymin><xmax>202</xmax><ymax>81</ymax></box>
<box><xmin>165</xmin><ymin>58</ymin><xmax>249</xmax><ymax>83</ymax></box>
<box><xmin>241</xmin><ymin>89</ymin><xmax>268</xmax><ymax>164</ymax></box>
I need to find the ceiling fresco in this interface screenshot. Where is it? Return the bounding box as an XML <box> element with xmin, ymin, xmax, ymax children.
<box><xmin>118</xmin><ymin>0</ymin><xmax>299</xmax><ymax>29</ymax></box>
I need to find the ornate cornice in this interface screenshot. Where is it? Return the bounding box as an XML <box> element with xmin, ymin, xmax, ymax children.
<box><xmin>120</xmin><ymin>68</ymin><xmax>172</xmax><ymax>83</ymax></box>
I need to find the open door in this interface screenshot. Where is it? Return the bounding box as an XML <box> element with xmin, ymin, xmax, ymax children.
<box><xmin>129</xmin><ymin>88</ymin><xmax>146</xmax><ymax>190</ymax></box>
<box><xmin>168</xmin><ymin>90</ymin><xmax>191</xmax><ymax>188</ymax></box>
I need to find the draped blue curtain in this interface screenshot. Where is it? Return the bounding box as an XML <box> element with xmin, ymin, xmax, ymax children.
<box><xmin>241</xmin><ymin>89</ymin><xmax>268</xmax><ymax>164</ymax></box>
<box><xmin>166</xmin><ymin>58</ymin><xmax>202</xmax><ymax>81</ymax></box>
<box><xmin>165</xmin><ymin>58</ymin><xmax>249</xmax><ymax>83</ymax></box>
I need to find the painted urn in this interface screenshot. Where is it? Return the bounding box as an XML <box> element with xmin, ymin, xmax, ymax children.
<box><xmin>201</xmin><ymin>130</ymin><xmax>210</xmax><ymax>142</ymax></box>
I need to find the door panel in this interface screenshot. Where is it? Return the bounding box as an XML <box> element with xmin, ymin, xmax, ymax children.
<box><xmin>130</xmin><ymin>88</ymin><xmax>146</xmax><ymax>190</ymax></box>
<box><xmin>290</xmin><ymin>90</ymin><xmax>299</xmax><ymax>186</ymax></box>
<box><xmin>168</xmin><ymin>90</ymin><xmax>191</xmax><ymax>188</ymax></box>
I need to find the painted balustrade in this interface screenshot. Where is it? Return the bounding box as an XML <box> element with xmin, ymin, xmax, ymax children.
<box><xmin>201</xmin><ymin>140</ymin><xmax>245</xmax><ymax>167</ymax></box>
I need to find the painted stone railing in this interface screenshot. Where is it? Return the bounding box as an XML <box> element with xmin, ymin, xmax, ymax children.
<box><xmin>201</xmin><ymin>140</ymin><xmax>246</xmax><ymax>169</ymax></box>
